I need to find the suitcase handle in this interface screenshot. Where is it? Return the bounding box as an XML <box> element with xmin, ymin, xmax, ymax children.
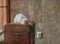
<box><xmin>13</xmin><ymin>31</ymin><xmax>21</xmax><ymax>37</ymax></box>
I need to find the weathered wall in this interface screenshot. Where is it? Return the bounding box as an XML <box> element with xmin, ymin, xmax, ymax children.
<box><xmin>10</xmin><ymin>0</ymin><xmax>60</xmax><ymax>44</ymax></box>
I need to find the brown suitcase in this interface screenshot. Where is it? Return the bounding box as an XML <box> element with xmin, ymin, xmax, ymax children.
<box><xmin>4</xmin><ymin>24</ymin><xmax>31</xmax><ymax>44</ymax></box>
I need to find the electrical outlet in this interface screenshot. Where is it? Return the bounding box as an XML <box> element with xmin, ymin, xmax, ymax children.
<box><xmin>37</xmin><ymin>32</ymin><xmax>42</xmax><ymax>39</ymax></box>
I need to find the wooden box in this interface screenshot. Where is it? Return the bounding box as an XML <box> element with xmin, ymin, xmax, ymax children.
<box><xmin>4</xmin><ymin>24</ymin><xmax>30</xmax><ymax>44</ymax></box>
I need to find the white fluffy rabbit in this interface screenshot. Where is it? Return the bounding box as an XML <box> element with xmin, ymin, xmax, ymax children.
<box><xmin>14</xmin><ymin>14</ymin><xmax>28</xmax><ymax>24</ymax></box>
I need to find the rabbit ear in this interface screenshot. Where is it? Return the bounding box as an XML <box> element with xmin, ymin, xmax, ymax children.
<box><xmin>20</xmin><ymin>18</ymin><xmax>28</xmax><ymax>24</ymax></box>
